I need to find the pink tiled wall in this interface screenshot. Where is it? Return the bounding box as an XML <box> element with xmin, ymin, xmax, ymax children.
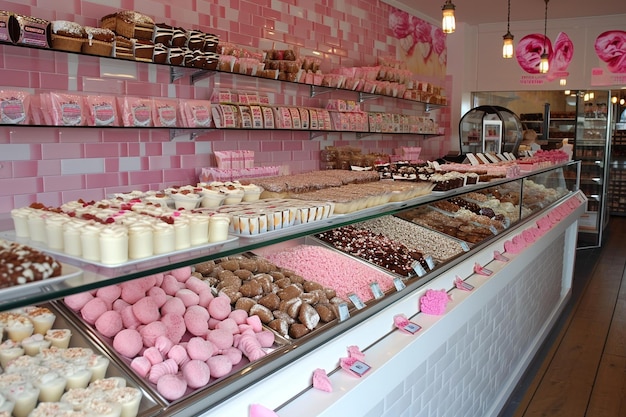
<box><xmin>0</xmin><ymin>0</ymin><xmax>451</xmax><ymax>214</ymax></box>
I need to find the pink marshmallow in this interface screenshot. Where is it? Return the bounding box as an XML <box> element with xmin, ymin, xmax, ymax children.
<box><xmin>228</xmin><ymin>309</ymin><xmax>248</xmax><ymax>325</ymax></box>
<box><xmin>238</xmin><ymin>334</ymin><xmax>266</xmax><ymax>362</ymax></box>
<box><xmin>81</xmin><ymin>297</ymin><xmax>109</xmax><ymax>325</ymax></box>
<box><xmin>184</xmin><ymin>305</ymin><xmax>210</xmax><ymax>337</ymax></box>
<box><xmin>207</xmin><ymin>355</ymin><xmax>232</xmax><ymax>379</ymax></box>
<box><xmin>156</xmin><ymin>373</ymin><xmax>187</xmax><ymax>401</ymax></box>
<box><xmin>176</xmin><ymin>289</ymin><xmax>200</xmax><ymax>307</ymax></box>
<box><xmin>208</xmin><ymin>296</ymin><xmax>231</xmax><ymax>320</ymax></box>
<box><xmin>94</xmin><ymin>310</ymin><xmax>123</xmax><ymax>338</ymax></box>
<box><xmin>120</xmin><ymin>281</ymin><xmax>146</xmax><ymax>304</ymax></box>
<box><xmin>186</xmin><ymin>337</ymin><xmax>214</xmax><ymax>361</ymax></box>
<box><xmin>221</xmin><ymin>346</ymin><xmax>243</xmax><ymax>365</ymax></box>
<box><xmin>246</xmin><ymin>315</ymin><xmax>263</xmax><ymax>333</ymax></box>
<box><xmin>147</xmin><ymin>287</ymin><xmax>167</xmax><ymax>307</ymax></box>
<box><xmin>206</xmin><ymin>328</ymin><xmax>234</xmax><ymax>350</ymax></box>
<box><xmin>167</xmin><ymin>344</ymin><xmax>190</xmax><ymax>367</ymax></box>
<box><xmin>182</xmin><ymin>359</ymin><xmax>211</xmax><ymax>389</ymax></box>
<box><xmin>256</xmin><ymin>330</ymin><xmax>275</xmax><ymax>348</ymax></box>
<box><xmin>184</xmin><ymin>276</ymin><xmax>208</xmax><ymax>294</ymax></box>
<box><xmin>161</xmin><ymin>313</ymin><xmax>186</xmax><ymax>344</ymax></box>
<box><xmin>95</xmin><ymin>285</ymin><xmax>122</xmax><ymax>304</ymax></box>
<box><xmin>149</xmin><ymin>358</ymin><xmax>179</xmax><ymax>384</ymax></box>
<box><xmin>135</xmin><ymin>275</ymin><xmax>157</xmax><ymax>291</ymax></box>
<box><xmin>215</xmin><ymin>318</ymin><xmax>239</xmax><ymax>335</ymax></box>
<box><xmin>143</xmin><ymin>346</ymin><xmax>163</xmax><ymax>365</ymax></box>
<box><xmin>161</xmin><ymin>274</ymin><xmax>184</xmax><ymax>296</ymax></box>
<box><xmin>198</xmin><ymin>290</ymin><xmax>214</xmax><ymax>308</ymax></box>
<box><xmin>170</xmin><ymin>266</ymin><xmax>192</xmax><ymax>282</ymax></box>
<box><xmin>154</xmin><ymin>335</ymin><xmax>174</xmax><ymax>356</ymax></box>
<box><xmin>132</xmin><ymin>297</ymin><xmax>161</xmax><ymax>325</ymax></box>
<box><xmin>113</xmin><ymin>328</ymin><xmax>143</xmax><ymax>358</ymax></box>
<box><xmin>130</xmin><ymin>356</ymin><xmax>151</xmax><ymax>378</ymax></box>
<box><xmin>161</xmin><ymin>297</ymin><xmax>186</xmax><ymax>317</ymax></box>
<box><xmin>112</xmin><ymin>299</ymin><xmax>130</xmax><ymax>312</ymax></box>
<box><xmin>64</xmin><ymin>292</ymin><xmax>94</xmax><ymax>311</ymax></box>
<box><xmin>121</xmin><ymin>305</ymin><xmax>142</xmax><ymax>329</ymax></box>
<box><xmin>208</xmin><ymin>318</ymin><xmax>221</xmax><ymax>330</ymax></box>
<box><xmin>140</xmin><ymin>321</ymin><xmax>167</xmax><ymax>347</ymax></box>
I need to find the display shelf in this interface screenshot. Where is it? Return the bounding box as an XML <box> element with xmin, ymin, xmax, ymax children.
<box><xmin>0</xmin><ymin>162</ymin><xmax>578</xmax><ymax>311</ymax></box>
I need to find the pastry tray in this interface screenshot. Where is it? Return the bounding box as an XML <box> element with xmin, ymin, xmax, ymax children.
<box><xmin>55</xmin><ymin>296</ymin><xmax>292</xmax><ymax>407</ymax></box>
<box><xmin>0</xmin><ymin>230</ymin><xmax>238</xmax><ymax>268</ymax></box>
<box><xmin>0</xmin><ymin>262</ymin><xmax>83</xmax><ymax>301</ymax></box>
<box><xmin>21</xmin><ymin>302</ymin><xmax>165</xmax><ymax>417</ymax></box>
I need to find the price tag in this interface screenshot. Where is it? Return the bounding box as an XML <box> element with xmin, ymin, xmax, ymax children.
<box><xmin>489</xmin><ymin>225</ymin><xmax>498</xmax><ymax>235</ymax></box>
<box><xmin>455</xmin><ymin>276</ymin><xmax>475</xmax><ymax>291</ymax></box>
<box><xmin>466</xmin><ymin>153</ymin><xmax>480</xmax><ymax>166</ymax></box>
<box><xmin>350</xmin><ymin>360</ymin><xmax>371</xmax><ymax>377</ymax></box>
<box><xmin>476</xmin><ymin>153</ymin><xmax>491</xmax><ymax>164</ymax></box>
<box><xmin>485</xmin><ymin>153</ymin><xmax>500</xmax><ymax>163</ymax></box>
<box><xmin>393</xmin><ymin>277</ymin><xmax>406</xmax><ymax>291</ymax></box>
<box><xmin>412</xmin><ymin>261</ymin><xmax>427</xmax><ymax>277</ymax></box>
<box><xmin>425</xmin><ymin>255</ymin><xmax>435</xmax><ymax>270</ymax></box>
<box><xmin>460</xmin><ymin>242</ymin><xmax>471</xmax><ymax>252</ymax></box>
<box><xmin>337</xmin><ymin>302</ymin><xmax>351</xmax><ymax>322</ymax></box>
<box><xmin>496</xmin><ymin>153</ymin><xmax>507</xmax><ymax>161</ymax></box>
<box><xmin>403</xmin><ymin>322</ymin><xmax>422</xmax><ymax>334</ymax></box>
<box><xmin>348</xmin><ymin>293</ymin><xmax>366</xmax><ymax>310</ymax></box>
<box><xmin>494</xmin><ymin>250</ymin><xmax>510</xmax><ymax>262</ymax></box>
<box><xmin>370</xmin><ymin>282</ymin><xmax>385</xmax><ymax>299</ymax></box>
<box><xmin>474</xmin><ymin>263</ymin><xmax>493</xmax><ymax>276</ymax></box>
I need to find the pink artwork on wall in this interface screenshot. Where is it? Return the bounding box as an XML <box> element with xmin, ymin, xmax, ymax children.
<box><xmin>388</xmin><ymin>8</ymin><xmax>447</xmax><ymax>79</ymax></box>
<box><xmin>594</xmin><ymin>30</ymin><xmax>626</xmax><ymax>73</ymax></box>
<box><xmin>515</xmin><ymin>32</ymin><xmax>573</xmax><ymax>80</ymax></box>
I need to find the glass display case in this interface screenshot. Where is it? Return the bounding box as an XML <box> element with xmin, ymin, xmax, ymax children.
<box><xmin>459</xmin><ymin>106</ymin><xmax>524</xmax><ymax>156</ymax></box>
<box><xmin>574</xmin><ymin>90</ymin><xmax>612</xmax><ymax>248</ymax></box>
<box><xmin>0</xmin><ymin>163</ymin><xmax>581</xmax><ymax>416</ymax></box>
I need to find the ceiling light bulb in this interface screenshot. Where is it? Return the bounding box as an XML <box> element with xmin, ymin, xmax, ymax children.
<box><xmin>539</xmin><ymin>53</ymin><xmax>549</xmax><ymax>74</ymax></box>
<box><xmin>502</xmin><ymin>32</ymin><xmax>514</xmax><ymax>59</ymax></box>
<box><xmin>442</xmin><ymin>0</ymin><xmax>456</xmax><ymax>34</ymax></box>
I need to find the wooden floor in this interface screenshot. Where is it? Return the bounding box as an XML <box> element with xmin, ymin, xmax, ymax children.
<box><xmin>500</xmin><ymin>216</ymin><xmax>626</xmax><ymax>417</ymax></box>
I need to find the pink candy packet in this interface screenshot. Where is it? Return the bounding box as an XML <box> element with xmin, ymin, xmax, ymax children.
<box><xmin>179</xmin><ymin>99</ymin><xmax>212</xmax><ymax>127</ymax></box>
<box><xmin>85</xmin><ymin>95</ymin><xmax>119</xmax><ymax>126</ymax></box>
<box><xmin>0</xmin><ymin>89</ymin><xmax>31</xmax><ymax>125</ymax></box>
<box><xmin>48</xmin><ymin>92</ymin><xmax>85</xmax><ymax>126</ymax></box>
<box><xmin>152</xmin><ymin>98</ymin><xmax>179</xmax><ymax>127</ymax></box>
<box><xmin>118</xmin><ymin>97</ymin><xmax>153</xmax><ymax>127</ymax></box>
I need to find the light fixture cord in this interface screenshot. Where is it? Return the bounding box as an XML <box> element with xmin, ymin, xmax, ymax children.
<box><xmin>543</xmin><ymin>0</ymin><xmax>548</xmax><ymax>50</ymax></box>
<box><xmin>507</xmin><ymin>0</ymin><xmax>511</xmax><ymax>33</ymax></box>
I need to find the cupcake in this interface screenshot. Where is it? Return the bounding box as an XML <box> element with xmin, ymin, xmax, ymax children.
<box><xmin>106</xmin><ymin>387</ymin><xmax>142</xmax><ymax>417</ymax></box>
<box><xmin>0</xmin><ymin>339</ymin><xmax>24</xmax><ymax>368</ymax></box>
<box><xmin>50</xmin><ymin>20</ymin><xmax>85</xmax><ymax>52</ymax></box>
<box><xmin>28</xmin><ymin>366</ymin><xmax>67</xmax><ymax>403</ymax></box>
<box><xmin>20</xmin><ymin>334</ymin><xmax>51</xmax><ymax>356</ymax></box>
<box><xmin>5</xmin><ymin>315</ymin><xmax>34</xmax><ymax>343</ymax></box>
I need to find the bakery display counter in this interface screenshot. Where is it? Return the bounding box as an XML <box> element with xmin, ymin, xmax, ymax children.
<box><xmin>0</xmin><ymin>162</ymin><xmax>582</xmax><ymax>416</ymax></box>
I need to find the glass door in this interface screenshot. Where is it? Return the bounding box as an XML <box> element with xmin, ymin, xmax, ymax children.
<box><xmin>574</xmin><ymin>90</ymin><xmax>612</xmax><ymax>248</ymax></box>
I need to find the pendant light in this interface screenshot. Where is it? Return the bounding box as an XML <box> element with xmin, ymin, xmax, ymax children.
<box><xmin>442</xmin><ymin>0</ymin><xmax>456</xmax><ymax>34</ymax></box>
<box><xmin>539</xmin><ymin>0</ymin><xmax>550</xmax><ymax>74</ymax></box>
<box><xmin>502</xmin><ymin>0</ymin><xmax>514</xmax><ymax>58</ymax></box>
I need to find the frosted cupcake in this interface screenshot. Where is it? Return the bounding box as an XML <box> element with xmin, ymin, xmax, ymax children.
<box><xmin>10</xmin><ymin>207</ymin><xmax>35</xmax><ymax>238</ymax></box>
<box><xmin>198</xmin><ymin>188</ymin><xmax>226</xmax><ymax>208</ymax></box>
<box><xmin>152</xmin><ymin>220</ymin><xmax>176</xmax><ymax>255</ymax></box>
<box><xmin>0</xmin><ymin>374</ymin><xmax>39</xmax><ymax>417</ymax></box>
<box><xmin>127</xmin><ymin>221</ymin><xmax>154</xmax><ymax>259</ymax></box>
<box><xmin>23</xmin><ymin>306</ymin><xmax>56</xmax><ymax>335</ymax></box>
<box><xmin>62</xmin><ymin>218</ymin><xmax>88</xmax><ymax>257</ymax></box>
<box><xmin>171</xmin><ymin>191</ymin><xmax>202</xmax><ymax>210</ymax></box>
<box><xmin>189</xmin><ymin>212</ymin><xmax>210</xmax><ymax>245</ymax></box>
<box><xmin>87</xmin><ymin>354</ymin><xmax>110</xmax><ymax>382</ymax></box>
<box><xmin>27</xmin><ymin>210</ymin><xmax>48</xmax><ymax>244</ymax></box>
<box><xmin>208</xmin><ymin>214</ymin><xmax>231</xmax><ymax>243</ymax></box>
<box><xmin>172</xmin><ymin>214</ymin><xmax>191</xmax><ymax>250</ymax></box>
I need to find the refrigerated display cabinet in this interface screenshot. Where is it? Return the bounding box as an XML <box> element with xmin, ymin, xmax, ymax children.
<box><xmin>459</xmin><ymin>106</ymin><xmax>524</xmax><ymax>156</ymax></box>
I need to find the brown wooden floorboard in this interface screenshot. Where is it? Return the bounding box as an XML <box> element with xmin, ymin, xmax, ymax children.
<box><xmin>510</xmin><ymin>217</ymin><xmax>626</xmax><ymax>417</ymax></box>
